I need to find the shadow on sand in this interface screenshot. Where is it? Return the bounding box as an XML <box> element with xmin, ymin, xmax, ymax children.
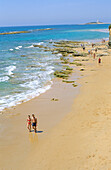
<box><xmin>36</xmin><ymin>130</ymin><xmax>43</xmax><ymax>133</ymax></box>
<box><xmin>30</xmin><ymin>130</ymin><xmax>43</xmax><ymax>133</ymax></box>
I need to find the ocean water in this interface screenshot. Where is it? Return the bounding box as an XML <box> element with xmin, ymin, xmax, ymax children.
<box><xmin>0</xmin><ymin>24</ymin><xmax>110</xmax><ymax>111</ymax></box>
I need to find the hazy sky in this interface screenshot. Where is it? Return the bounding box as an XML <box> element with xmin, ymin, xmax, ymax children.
<box><xmin>0</xmin><ymin>0</ymin><xmax>111</xmax><ymax>26</ymax></box>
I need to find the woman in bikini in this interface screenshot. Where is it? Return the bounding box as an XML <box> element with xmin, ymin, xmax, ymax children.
<box><xmin>27</xmin><ymin>115</ymin><xmax>31</xmax><ymax>132</ymax></box>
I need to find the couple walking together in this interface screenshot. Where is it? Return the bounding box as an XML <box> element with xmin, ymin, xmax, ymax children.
<box><xmin>27</xmin><ymin>114</ymin><xmax>37</xmax><ymax>133</ymax></box>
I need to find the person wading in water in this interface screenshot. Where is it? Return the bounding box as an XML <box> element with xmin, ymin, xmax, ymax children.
<box><xmin>32</xmin><ymin>114</ymin><xmax>37</xmax><ymax>133</ymax></box>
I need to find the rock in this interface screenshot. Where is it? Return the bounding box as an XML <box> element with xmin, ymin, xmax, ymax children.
<box><xmin>0</xmin><ymin>30</ymin><xmax>31</xmax><ymax>35</ymax></box>
<box><xmin>33</xmin><ymin>45</ymin><xmax>44</xmax><ymax>48</ymax></box>
<box><xmin>21</xmin><ymin>55</ymin><xmax>27</xmax><ymax>57</ymax></box>
<box><xmin>80</xmin><ymin>68</ymin><xmax>85</xmax><ymax>71</ymax></box>
<box><xmin>97</xmin><ymin>53</ymin><xmax>108</xmax><ymax>57</ymax></box>
<box><xmin>97</xmin><ymin>47</ymin><xmax>107</xmax><ymax>50</ymax></box>
<box><xmin>82</xmin><ymin>59</ymin><xmax>89</xmax><ymax>61</ymax></box>
<box><xmin>27</xmin><ymin>65</ymin><xmax>38</xmax><ymax>68</ymax></box>
<box><xmin>73</xmin><ymin>53</ymin><xmax>84</xmax><ymax>57</ymax></box>
<box><xmin>72</xmin><ymin>83</ymin><xmax>78</xmax><ymax>87</ymax></box>
<box><xmin>62</xmin><ymin>80</ymin><xmax>75</xmax><ymax>83</ymax></box>
<box><xmin>0</xmin><ymin>28</ymin><xmax>53</xmax><ymax>35</ymax></box>
<box><xmin>70</xmin><ymin>62</ymin><xmax>82</xmax><ymax>66</ymax></box>
<box><xmin>51</xmin><ymin>98</ymin><xmax>58</xmax><ymax>101</ymax></box>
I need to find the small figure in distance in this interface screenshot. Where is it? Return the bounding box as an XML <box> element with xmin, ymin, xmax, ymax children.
<box><xmin>95</xmin><ymin>48</ymin><xmax>97</xmax><ymax>52</ymax></box>
<box><xmin>102</xmin><ymin>39</ymin><xmax>105</xmax><ymax>43</ymax></box>
<box><xmin>93</xmin><ymin>53</ymin><xmax>96</xmax><ymax>59</ymax></box>
<box><xmin>92</xmin><ymin>43</ymin><xmax>94</xmax><ymax>47</ymax></box>
<box><xmin>98</xmin><ymin>57</ymin><xmax>101</xmax><ymax>64</ymax></box>
<box><xmin>27</xmin><ymin>115</ymin><xmax>31</xmax><ymax>132</ymax></box>
<box><xmin>90</xmin><ymin>50</ymin><xmax>93</xmax><ymax>55</ymax></box>
<box><xmin>88</xmin><ymin>50</ymin><xmax>90</xmax><ymax>54</ymax></box>
<box><xmin>83</xmin><ymin>45</ymin><xmax>85</xmax><ymax>51</ymax></box>
<box><xmin>32</xmin><ymin>114</ymin><xmax>37</xmax><ymax>133</ymax></box>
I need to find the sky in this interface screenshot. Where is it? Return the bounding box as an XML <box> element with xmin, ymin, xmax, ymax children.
<box><xmin>0</xmin><ymin>0</ymin><xmax>111</xmax><ymax>26</ymax></box>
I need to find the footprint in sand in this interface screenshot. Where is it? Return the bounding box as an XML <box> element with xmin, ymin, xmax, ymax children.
<box><xmin>87</xmin><ymin>154</ymin><xmax>95</xmax><ymax>159</ymax></box>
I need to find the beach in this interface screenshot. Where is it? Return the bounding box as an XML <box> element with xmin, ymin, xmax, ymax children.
<box><xmin>1</xmin><ymin>39</ymin><xmax>111</xmax><ymax>169</ymax></box>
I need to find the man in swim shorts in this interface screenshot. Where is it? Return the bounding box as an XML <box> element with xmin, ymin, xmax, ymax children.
<box><xmin>32</xmin><ymin>114</ymin><xmax>37</xmax><ymax>133</ymax></box>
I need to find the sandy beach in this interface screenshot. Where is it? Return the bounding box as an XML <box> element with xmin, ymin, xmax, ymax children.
<box><xmin>1</xmin><ymin>41</ymin><xmax>111</xmax><ymax>170</ymax></box>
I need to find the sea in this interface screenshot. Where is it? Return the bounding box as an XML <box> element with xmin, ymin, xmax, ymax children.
<box><xmin>0</xmin><ymin>24</ymin><xmax>110</xmax><ymax>112</ymax></box>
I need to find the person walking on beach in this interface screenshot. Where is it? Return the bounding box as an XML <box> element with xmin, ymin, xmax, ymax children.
<box><xmin>98</xmin><ymin>57</ymin><xmax>101</xmax><ymax>64</ymax></box>
<box><xmin>95</xmin><ymin>48</ymin><xmax>97</xmax><ymax>52</ymax></box>
<box><xmin>93</xmin><ymin>53</ymin><xmax>96</xmax><ymax>59</ymax></box>
<box><xmin>88</xmin><ymin>50</ymin><xmax>90</xmax><ymax>54</ymax></box>
<box><xmin>83</xmin><ymin>45</ymin><xmax>85</xmax><ymax>51</ymax></box>
<box><xmin>32</xmin><ymin>114</ymin><xmax>37</xmax><ymax>133</ymax></box>
<box><xmin>27</xmin><ymin>115</ymin><xmax>31</xmax><ymax>132</ymax></box>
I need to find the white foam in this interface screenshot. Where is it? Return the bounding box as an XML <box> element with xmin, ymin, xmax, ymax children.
<box><xmin>15</xmin><ymin>46</ymin><xmax>22</xmax><ymax>50</ymax></box>
<box><xmin>46</xmin><ymin>66</ymin><xmax>54</xmax><ymax>75</ymax></box>
<box><xmin>90</xmin><ymin>29</ymin><xmax>109</xmax><ymax>33</ymax></box>
<box><xmin>18</xmin><ymin>46</ymin><xmax>22</xmax><ymax>48</ymax></box>
<box><xmin>0</xmin><ymin>76</ymin><xmax>9</xmax><ymax>82</ymax></box>
<box><xmin>25</xmin><ymin>45</ymin><xmax>34</xmax><ymax>48</ymax></box>
<box><xmin>20</xmin><ymin>80</ymin><xmax>39</xmax><ymax>89</ymax></box>
<box><xmin>0</xmin><ymin>83</ymin><xmax>52</xmax><ymax>112</ymax></box>
<box><xmin>25</xmin><ymin>42</ymin><xmax>44</xmax><ymax>48</ymax></box>
<box><xmin>36</xmin><ymin>42</ymin><xmax>44</xmax><ymax>45</ymax></box>
<box><xmin>9</xmin><ymin>49</ymin><xmax>14</xmax><ymax>51</ymax></box>
<box><xmin>15</xmin><ymin>47</ymin><xmax>19</xmax><ymax>50</ymax></box>
<box><xmin>5</xmin><ymin>65</ymin><xmax>16</xmax><ymax>76</ymax></box>
<box><xmin>57</xmin><ymin>53</ymin><xmax>62</xmax><ymax>57</ymax></box>
<box><xmin>65</xmin><ymin>29</ymin><xmax>109</xmax><ymax>34</ymax></box>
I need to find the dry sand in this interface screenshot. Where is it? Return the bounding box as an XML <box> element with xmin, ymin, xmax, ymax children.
<box><xmin>1</xmin><ymin>42</ymin><xmax>111</xmax><ymax>170</ymax></box>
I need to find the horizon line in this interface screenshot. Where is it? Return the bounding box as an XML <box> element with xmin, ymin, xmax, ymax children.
<box><xmin>0</xmin><ymin>22</ymin><xmax>111</xmax><ymax>28</ymax></box>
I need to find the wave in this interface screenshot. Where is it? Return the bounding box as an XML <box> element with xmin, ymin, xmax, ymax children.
<box><xmin>0</xmin><ymin>64</ymin><xmax>54</xmax><ymax>112</ymax></box>
<box><xmin>0</xmin><ymin>76</ymin><xmax>9</xmax><ymax>82</ymax></box>
<box><xmin>15</xmin><ymin>46</ymin><xmax>22</xmax><ymax>50</ymax></box>
<box><xmin>25</xmin><ymin>42</ymin><xmax>44</xmax><ymax>49</ymax></box>
<box><xmin>36</xmin><ymin>42</ymin><xmax>44</xmax><ymax>45</ymax></box>
<box><xmin>5</xmin><ymin>65</ymin><xmax>16</xmax><ymax>76</ymax></box>
<box><xmin>66</xmin><ymin>29</ymin><xmax>109</xmax><ymax>33</ymax></box>
<box><xmin>9</xmin><ymin>49</ymin><xmax>14</xmax><ymax>51</ymax></box>
<box><xmin>89</xmin><ymin>29</ymin><xmax>109</xmax><ymax>33</ymax></box>
<box><xmin>57</xmin><ymin>53</ymin><xmax>62</xmax><ymax>57</ymax></box>
<box><xmin>0</xmin><ymin>83</ymin><xmax>52</xmax><ymax>112</ymax></box>
<box><xmin>20</xmin><ymin>79</ymin><xmax>39</xmax><ymax>89</ymax></box>
<box><xmin>25</xmin><ymin>45</ymin><xmax>34</xmax><ymax>48</ymax></box>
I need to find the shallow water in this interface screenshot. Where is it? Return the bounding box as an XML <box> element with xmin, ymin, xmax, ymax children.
<box><xmin>0</xmin><ymin>24</ymin><xmax>109</xmax><ymax>111</ymax></box>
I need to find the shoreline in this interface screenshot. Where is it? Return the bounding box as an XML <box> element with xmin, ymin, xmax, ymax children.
<box><xmin>23</xmin><ymin>43</ymin><xmax>111</xmax><ymax>170</ymax></box>
<box><xmin>0</xmin><ymin>38</ymin><xmax>108</xmax><ymax>113</ymax></box>
<box><xmin>0</xmin><ymin>40</ymin><xmax>110</xmax><ymax>169</ymax></box>
<box><xmin>0</xmin><ymin>73</ymin><xmax>81</xmax><ymax>169</ymax></box>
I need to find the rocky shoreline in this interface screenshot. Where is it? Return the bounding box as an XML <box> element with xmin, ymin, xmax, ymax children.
<box><xmin>0</xmin><ymin>28</ymin><xmax>53</xmax><ymax>35</ymax></box>
<box><xmin>33</xmin><ymin>40</ymin><xmax>109</xmax><ymax>88</ymax></box>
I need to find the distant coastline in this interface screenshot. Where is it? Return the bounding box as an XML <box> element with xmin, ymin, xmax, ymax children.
<box><xmin>85</xmin><ymin>21</ymin><xmax>105</xmax><ymax>25</ymax></box>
